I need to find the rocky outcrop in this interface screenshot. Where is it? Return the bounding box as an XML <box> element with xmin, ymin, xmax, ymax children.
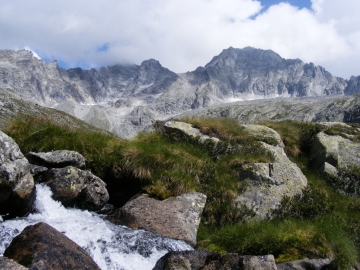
<box><xmin>40</xmin><ymin>166</ymin><xmax>109</xmax><ymax>210</ymax></box>
<box><xmin>237</xmin><ymin>143</ymin><xmax>307</xmax><ymax>219</ymax></box>
<box><xmin>109</xmin><ymin>192</ymin><xmax>206</xmax><ymax>246</ymax></box>
<box><xmin>26</xmin><ymin>150</ymin><xmax>86</xmax><ymax>169</ymax></box>
<box><xmin>276</xmin><ymin>258</ymin><xmax>332</xmax><ymax>270</ymax></box>
<box><xmin>310</xmin><ymin>131</ymin><xmax>360</xmax><ymax>170</ymax></box>
<box><xmin>0</xmin><ymin>130</ymin><xmax>35</xmax><ymax>219</ymax></box>
<box><xmin>3</xmin><ymin>222</ymin><xmax>100</xmax><ymax>269</ymax></box>
<box><xmin>242</xmin><ymin>125</ymin><xmax>285</xmax><ymax>148</ymax></box>
<box><xmin>0</xmin><ymin>257</ymin><xmax>28</xmax><ymax>270</ymax></box>
<box><xmin>153</xmin><ymin>250</ymin><xmax>277</xmax><ymax>270</ymax></box>
<box><xmin>164</xmin><ymin>121</ymin><xmax>220</xmax><ymax>144</ymax></box>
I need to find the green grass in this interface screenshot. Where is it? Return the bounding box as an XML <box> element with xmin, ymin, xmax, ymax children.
<box><xmin>5</xmin><ymin>115</ymin><xmax>360</xmax><ymax>269</ymax></box>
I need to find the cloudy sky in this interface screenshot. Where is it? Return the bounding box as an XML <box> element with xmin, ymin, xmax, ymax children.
<box><xmin>0</xmin><ymin>0</ymin><xmax>359</xmax><ymax>78</ymax></box>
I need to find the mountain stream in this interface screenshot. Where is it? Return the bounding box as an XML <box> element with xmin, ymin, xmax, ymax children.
<box><xmin>0</xmin><ymin>184</ymin><xmax>193</xmax><ymax>269</ymax></box>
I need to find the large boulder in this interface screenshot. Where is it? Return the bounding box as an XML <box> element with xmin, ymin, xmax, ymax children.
<box><xmin>237</xmin><ymin>143</ymin><xmax>307</xmax><ymax>219</ymax></box>
<box><xmin>164</xmin><ymin>121</ymin><xmax>220</xmax><ymax>144</ymax></box>
<box><xmin>0</xmin><ymin>257</ymin><xmax>28</xmax><ymax>270</ymax></box>
<box><xmin>26</xmin><ymin>150</ymin><xmax>86</xmax><ymax>169</ymax></box>
<box><xmin>0</xmin><ymin>130</ymin><xmax>35</xmax><ymax>219</ymax></box>
<box><xmin>310</xmin><ymin>131</ymin><xmax>360</xmax><ymax>170</ymax></box>
<box><xmin>109</xmin><ymin>192</ymin><xmax>206</xmax><ymax>246</ymax></box>
<box><xmin>40</xmin><ymin>166</ymin><xmax>109</xmax><ymax>211</ymax></box>
<box><xmin>153</xmin><ymin>250</ymin><xmax>277</xmax><ymax>270</ymax></box>
<box><xmin>242</xmin><ymin>125</ymin><xmax>285</xmax><ymax>148</ymax></box>
<box><xmin>3</xmin><ymin>222</ymin><xmax>100</xmax><ymax>270</ymax></box>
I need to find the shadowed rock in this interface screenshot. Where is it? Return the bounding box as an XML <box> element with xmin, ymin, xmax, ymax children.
<box><xmin>0</xmin><ymin>257</ymin><xmax>28</xmax><ymax>270</ymax></box>
<box><xmin>152</xmin><ymin>250</ymin><xmax>277</xmax><ymax>270</ymax></box>
<box><xmin>0</xmin><ymin>130</ymin><xmax>35</xmax><ymax>219</ymax></box>
<box><xmin>41</xmin><ymin>166</ymin><xmax>109</xmax><ymax>211</ymax></box>
<box><xmin>109</xmin><ymin>192</ymin><xmax>206</xmax><ymax>246</ymax></box>
<box><xmin>4</xmin><ymin>222</ymin><xmax>100</xmax><ymax>270</ymax></box>
<box><xmin>27</xmin><ymin>150</ymin><xmax>86</xmax><ymax>169</ymax></box>
<box><xmin>277</xmin><ymin>258</ymin><xmax>332</xmax><ymax>270</ymax></box>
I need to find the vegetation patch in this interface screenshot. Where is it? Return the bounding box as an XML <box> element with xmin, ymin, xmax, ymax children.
<box><xmin>5</xmin><ymin>115</ymin><xmax>360</xmax><ymax>269</ymax></box>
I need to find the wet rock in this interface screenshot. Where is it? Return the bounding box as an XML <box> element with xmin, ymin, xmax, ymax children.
<box><xmin>109</xmin><ymin>192</ymin><xmax>206</xmax><ymax>246</ymax></box>
<box><xmin>4</xmin><ymin>222</ymin><xmax>100</xmax><ymax>270</ymax></box>
<box><xmin>0</xmin><ymin>130</ymin><xmax>35</xmax><ymax>219</ymax></box>
<box><xmin>164</xmin><ymin>121</ymin><xmax>220</xmax><ymax>144</ymax></box>
<box><xmin>0</xmin><ymin>257</ymin><xmax>28</xmax><ymax>269</ymax></box>
<box><xmin>242</xmin><ymin>125</ymin><xmax>285</xmax><ymax>148</ymax></box>
<box><xmin>26</xmin><ymin>150</ymin><xmax>86</xmax><ymax>169</ymax></box>
<box><xmin>237</xmin><ymin>143</ymin><xmax>307</xmax><ymax>219</ymax></box>
<box><xmin>153</xmin><ymin>250</ymin><xmax>277</xmax><ymax>270</ymax></box>
<box><xmin>276</xmin><ymin>258</ymin><xmax>332</xmax><ymax>270</ymax></box>
<box><xmin>41</xmin><ymin>166</ymin><xmax>109</xmax><ymax>211</ymax></box>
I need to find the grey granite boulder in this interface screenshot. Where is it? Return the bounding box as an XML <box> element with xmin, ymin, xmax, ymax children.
<box><xmin>276</xmin><ymin>258</ymin><xmax>332</xmax><ymax>270</ymax></box>
<box><xmin>310</xmin><ymin>131</ymin><xmax>360</xmax><ymax>170</ymax></box>
<box><xmin>164</xmin><ymin>121</ymin><xmax>220</xmax><ymax>144</ymax></box>
<box><xmin>40</xmin><ymin>166</ymin><xmax>109</xmax><ymax>211</ymax></box>
<box><xmin>109</xmin><ymin>192</ymin><xmax>206</xmax><ymax>246</ymax></box>
<box><xmin>237</xmin><ymin>143</ymin><xmax>307</xmax><ymax>219</ymax></box>
<box><xmin>242</xmin><ymin>124</ymin><xmax>285</xmax><ymax>148</ymax></box>
<box><xmin>153</xmin><ymin>250</ymin><xmax>277</xmax><ymax>270</ymax></box>
<box><xmin>26</xmin><ymin>150</ymin><xmax>86</xmax><ymax>169</ymax></box>
<box><xmin>4</xmin><ymin>222</ymin><xmax>100</xmax><ymax>270</ymax></box>
<box><xmin>0</xmin><ymin>130</ymin><xmax>35</xmax><ymax>219</ymax></box>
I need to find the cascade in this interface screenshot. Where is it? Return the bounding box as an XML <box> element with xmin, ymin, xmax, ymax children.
<box><xmin>0</xmin><ymin>184</ymin><xmax>192</xmax><ymax>269</ymax></box>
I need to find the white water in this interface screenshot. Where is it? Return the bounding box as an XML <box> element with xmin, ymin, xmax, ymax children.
<box><xmin>0</xmin><ymin>184</ymin><xmax>193</xmax><ymax>269</ymax></box>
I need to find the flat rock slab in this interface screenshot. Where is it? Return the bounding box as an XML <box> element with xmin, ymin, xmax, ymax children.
<box><xmin>277</xmin><ymin>258</ymin><xmax>332</xmax><ymax>270</ymax></box>
<box><xmin>0</xmin><ymin>130</ymin><xmax>35</xmax><ymax>219</ymax></box>
<box><xmin>242</xmin><ymin>124</ymin><xmax>285</xmax><ymax>148</ymax></box>
<box><xmin>153</xmin><ymin>250</ymin><xmax>277</xmax><ymax>270</ymax></box>
<box><xmin>111</xmin><ymin>192</ymin><xmax>206</xmax><ymax>246</ymax></box>
<box><xmin>4</xmin><ymin>222</ymin><xmax>100</xmax><ymax>270</ymax></box>
<box><xmin>164</xmin><ymin>121</ymin><xmax>220</xmax><ymax>144</ymax></box>
<box><xmin>27</xmin><ymin>150</ymin><xmax>86</xmax><ymax>169</ymax></box>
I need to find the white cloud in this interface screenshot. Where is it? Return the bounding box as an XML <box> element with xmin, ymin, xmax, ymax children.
<box><xmin>0</xmin><ymin>0</ymin><xmax>360</xmax><ymax>78</ymax></box>
<box><xmin>24</xmin><ymin>47</ymin><xmax>42</xmax><ymax>60</ymax></box>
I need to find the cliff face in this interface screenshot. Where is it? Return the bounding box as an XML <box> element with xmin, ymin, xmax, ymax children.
<box><xmin>0</xmin><ymin>50</ymin><xmax>178</xmax><ymax>106</ymax></box>
<box><xmin>153</xmin><ymin>47</ymin><xmax>348</xmax><ymax>114</ymax></box>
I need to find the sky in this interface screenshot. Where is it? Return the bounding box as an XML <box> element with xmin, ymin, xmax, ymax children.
<box><xmin>0</xmin><ymin>0</ymin><xmax>359</xmax><ymax>79</ymax></box>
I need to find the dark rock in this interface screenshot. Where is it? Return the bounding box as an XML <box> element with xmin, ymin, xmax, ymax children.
<box><xmin>4</xmin><ymin>222</ymin><xmax>100</xmax><ymax>270</ymax></box>
<box><xmin>29</xmin><ymin>164</ymin><xmax>48</xmax><ymax>180</ymax></box>
<box><xmin>109</xmin><ymin>192</ymin><xmax>206</xmax><ymax>246</ymax></box>
<box><xmin>26</xmin><ymin>150</ymin><xmax>86</xmax><ymax>169</ymax></box>
<box><xmin>276</xmin><ymin>258</ymin><xmax>332</xmax><ymax>270</ymax></box>
<box><xmin>152</xmin><ymin>250</ymin><xmax>277</xmax><ymax>270</ymax></box>
<box><xmin>0</xmin><ymin>130</ymin><xmax>35</xmax><ymax>219</ymax></box>
<box><xmin>0</xmin><ymin>257</ymin><xmax>28</xmax><ymax>269</ymax></box>
<box><xmin>41</xmin><ymin>166</ymin><xmax>109</xmax><ymax>210</ymax></box>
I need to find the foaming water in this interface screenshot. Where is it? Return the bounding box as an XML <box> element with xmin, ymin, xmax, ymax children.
<box><xmin>0</xmin><ymin>184</ymin><xmax>192</xmax><ymax>269</ymax></box>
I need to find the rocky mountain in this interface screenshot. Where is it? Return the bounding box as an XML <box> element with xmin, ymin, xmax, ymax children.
<box><xmin>0</xmin><ymin>47</ymin><xmax>359</xmax><ymax>138</ymax></box>
<box><xmin>152</xmin><ymin>47</ymin><xmax>347</xmax><ymax>114</ymax></box>
<box><xmin>0</xmin><ymin>50</ymin><xmax>178</xmax><ymax>107</ymax></box>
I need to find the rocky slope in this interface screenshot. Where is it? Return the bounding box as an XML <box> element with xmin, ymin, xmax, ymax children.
<box><xmin>1</xmin><ymin>47</ymin><xmax>360</xmax><ymax>138</ymax></box>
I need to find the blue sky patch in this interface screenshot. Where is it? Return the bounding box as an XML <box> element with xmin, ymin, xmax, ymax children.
<box><xmin>260</xmin><ymin>0</ymin><xmax>312</xmax><ymax>11</ymax></box>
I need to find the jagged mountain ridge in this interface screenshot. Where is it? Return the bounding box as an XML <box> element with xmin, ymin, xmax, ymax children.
<box><xmin>152</xmin><ymin>47</ymin><xmax>348</xmax><ymax>114</ymax></box>
<box><xmin>0</xmin><ymin>49</ymin><xmax>178</xmax><ymax>107</ymax></box>
<box><xmin>0</xmin><ymin>47</ymin><xmax>359</xmax><ymax>138</ymax></box>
